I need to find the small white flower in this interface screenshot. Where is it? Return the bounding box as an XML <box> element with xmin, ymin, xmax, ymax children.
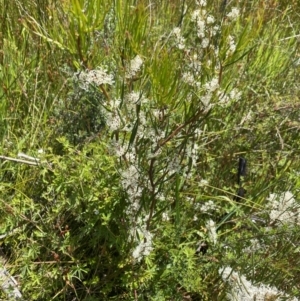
<box><xmin>77</xmin><ymin>68</ymin><xmax>114</xmax><ymax>89</ymax></box>
<box><xmin>229</xmin><ymin>88</ymin><xmax>242</xmax><ymax>101</ymax></box>
<box><xmin>121</xmin><ymin>165</ymin><xmax>139</xmax><ymax>190</ymax></box>
<box><xmin>200</xmin><ymin>200</ymin><xmax>217</xmax><ymax>213</ymax></box>
<box><xmin>199</xmin><ymin>179</ymin><xmax>208</xmax><ymax>186</ymax></box>
<box><xmin>182</xmin><ymin>72</ymin><xmax>197</xmax><ymax>87</ymax></box>
<box><xmin>172</xmin><ymin>27</ymin><xmax>181</xmax><ymax>36</ymax></box>
<box><xmin>195</xmin><ymin>128</ymin><xmax>202</xmax><ymax>138</ymax></box>
<box><xmin>218</xmin><ymin>91</ymin><xmax>230</xmax><ymax>106</ymax></box>
<box><xmin>243</xmin><ymin>239</ymin><xmax>263</xmax><ymax>254</ymax></box>
<box><xmin>147</xmin><ymin>148</ymin><xmax>162</xmax><ymax>159</ymax></box>
<box><xmin>132</xmin><ymin>244</ymin><xmax>143</xmax><ymax>260</ymax></box>
<box><xmin>218</xmin><ymin>88</ymin><xmax>241</xmax><ymax>107</ymax></box>
<box><xmin>227</xmin><ymin>7</ymin><xmax>240</xmax><ymax>20</ymax></box>
<box><xmin>111</xmin><ymin>141</ymin><xmax>126</xmax><ymax>157</ymax></box>
<box><xmin>201</xmin><ymin>93</ymin><xmax>212</xmax><ymax>107</ymax></box>
<box><xmin>205</xmin><ymin>77</ymin><xmax>219</xmax><ymax>92</ymax></box>
<box><xmin>124</xmin><ymin>150</ymin><xmax>136</xmax><ymax>163</ymax></box>
<box><xmin>172</xmin><ymin>27</ymin><xmax>186</xmax><ymax>50</ymax></box>
<box><xmin>126</xmin><ymin>91</ymin><xmax>146</xmax><ymax>104</ymax></box>
<box><xmin>267</xmin><ymin>191</ymin><xmax>300</xmax><ymax>225</ymax></box>
<box><xmin>206</xmin><ymin>219</ymin><xmax>217</xmax><ymax>245</ymax></box>
<box><xmin>206</xmin><ymin>15</ymin><xmax>214</xmax><ymax>24</ymax></box>
<box><xmin>196</xmin><ymin>0</ymin><xmax>206</xmax><ymax>6</ymax></box>
<box><xmin>191</xmin><ymin>10</ymin><xmax>206</xmax><ymax>38</ymax></box>
<box><xmin>186</xmin><ymin>142</ymin><xmax>199</xmax><ymax>167</ymax></box>
<box><xmin>106</xmin><ymin>113</ymin><xmax>122</xmax><ymax>131</ymax></box>
<box><xmin>131</xmin><ymin>225</ymin><xmax>153</xmax><ymax>262</ymax></box>
<box><xmin>201</xmin><ymin>38</ymin><xmax>209</xmax><ymax>48</ymax></box>
<box><xmin>212</xmin><ymin>25</ymin><xmax>220</xmax><ymax>36</ymax></box>
<box><xmin>126</xmin><ymin>55</ymin><xmax>143</xmax><ymax>78</ymax></box>
<box><xmin>196</xmin><ymin>20</ymin><xmax>206</xmax><ymax>38</ymax></box>
<box><xmin>191</xmin><ymin>10</ymin><xmax>200</xmax><ymax>22</ymax></box>
<box><xmin>228</xmin><ymin>35</ymin><xmax>236</xmax><ymax>53</ymax></box>
<box><xmin>166</xmin><ymin>157</ymin><xmax>181</xmax><ymax>175</ymax></box>
<box><xmin>111</xmin><ymin>98</ymin><xmax>121</xmax><ymax>109</ymax></box>
<box><xmin>162</xmin><ymin>212</ymin><xmax>170</xmax><ymax>221</ymax></box>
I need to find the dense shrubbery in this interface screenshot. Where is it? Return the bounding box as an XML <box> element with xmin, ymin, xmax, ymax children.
<box><xmin>1</xmin><ymin>0</ymin><xmax>300</xmax><ymax>300</ymax></box>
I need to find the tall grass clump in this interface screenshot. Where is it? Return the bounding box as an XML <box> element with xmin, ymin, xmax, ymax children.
<box><xmin>1</xmin><ymin>0</ymin><xmax>300</xmax><ymax>300</ymax></box>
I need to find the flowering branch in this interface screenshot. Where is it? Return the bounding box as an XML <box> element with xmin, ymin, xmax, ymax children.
<box><xmin>155</xmin><ymin>106</ymin><xmax>211</xmax><ymax>152</ymax></box>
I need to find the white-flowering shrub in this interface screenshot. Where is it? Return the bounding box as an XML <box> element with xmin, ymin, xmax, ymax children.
<box><xmin>219</xmin><ymin>267</ymin><xmax>299</xmax><ymax>301</ymax></box>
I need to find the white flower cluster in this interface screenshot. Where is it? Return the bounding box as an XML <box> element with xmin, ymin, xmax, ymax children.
<box><xmin>218</xmin><ymin>88</ymin><xmax>242</xmax><ymax>107</ymax></box>
<box><xmin>131</xmin><ymin>217</ymin><xmax>153</xmax><ymax>262</ymax></box>
<box><xmin>166</xmin><ymin>156</ymin><xmax>181</xmax><ymax>176</ymax></box>
<box><xmin>195</xmin><ymin>77</ymin><xmax>220</xmax><ymax>107</ymax></box>
<box><xmin>76</xmin><ymin>68</ymin><xmax>114</xmax><ymax>90</ymax></box>
<box><xmin>186</xmin><ymin>141</ymin><xmax>200</xmax><ymax>167</ymax></box>
<box><xmin>205</xmin><ymin>77</ymin><xmax>219</xmax><ymax>93</ymax></box>
<box><xmin>104</xmin><ymin>92</ymin><xmax>149</xmax><ymax>133</ymax></box>
<box><xmin>105</xmin><ymin>112</ymin><xmax>122</xmax><ymax>132</ymax></box>
<box><xmin>227</xmin><ymin>7</ymin><xmax>240</xmax><ymax>20</ymax></box>
<box><xmin>228</xmin><ymin>35</ymin><xmax>236</xmax><ymax>53</ymax></box>
<box><xmin>196</xmin><ymin>0</ymin><xmax>206</xmax><ymax>6</ymax></box>
<box><xmin>182</xmin><ymin>72</ymin><xmax>198</xmax><ymax>87</ymax></box>
<box><xmin>181</xmin><ymin>53</ymin><xmax>203</xmax><ymax>88</ymax></box>
<box><xmin>126</xmin><ymin>91</ymin><xmax>145</xmax><ymax>104</ymax></box>
<box><xmin>242</xmin><ymin>238</ymin><xmax>264</xmax><ymax>254</ymax></box>
<box><xmin>266</xmin><ymin>191</ymin><xmax>300</xmax><ymax>225</ymax></box>
<box><xmin>206</xmin><ymin>219</ymin><xmax>217</xmax><ymax>245</ymax></box>
<box><xmin>200</xmin><ymin>200</ymin><xmax>217</xmax><ymax>213</ymax></box>
<box><xmin>191</xmin><ymin>9</ymin><xmax>218</xmax><ymax>42</ymax></box>
<box><xmin>106</xmin><ymin>91</ymin><xmax>167</xmax><ymax>203</ymax></box>
<box><xmin>126</xmin><ymin>55</ymin><xmax>143</xmax><ymax>79</ymax></box>
<box><xmin>112</xmin><ymin>134</ymin><xmax>155</xmax><ymax>262</ymax></box>
<box><xmin>190</xmin><ymin>53</ymin><xmax>202</xmax><ymax>74</ymax></box>
<box><xmin>199</xmin><ymin>179</ymin><xmax>208</xmax><ymax>187</ymax></box>
<box><xmin>162</xmin><ymin>212</ymin><xmax>170</xmax><ymax>221</ymax></box>
<box><xmin>191</xmin><ymin>10</ymin><xmax>206</xmax><ymax>39</ymax></box>
<box><xmin>110</xmin><ymin>140</ymin><xmax>127</xmax><ymax>157</ymax></box>
<box><xmin>121</xmin><ymin>164</ymin><xmax>143</xmax><ymax>212</ymax></box>
<box><xmin>172</xmin><ymin>27</ymin><xmax>186</xmax><ymax>50</ymax></box>
<box><xmin>219</xmin><ymin>266</ymin><xmax>299</xmax><ymax>301</ymax></box>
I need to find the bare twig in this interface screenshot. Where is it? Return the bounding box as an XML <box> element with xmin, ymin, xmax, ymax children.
<box><xmin>0</xmin><ymin>154</ymin><xmax>52</xmax><ymax>170</ymax></box>
<box><xmin>17</xmin><ymin>152</ymin><xmax>40</xmax><ymax>162</ymax></box>
<box><xmin>279</xmin><ymin>34</ymin><xmax>300</xmax><ymax>41</ymax></box>
<box><xmin>0</xmin><ymin>252</ymin><xmax>23</xmax><ymax>300</ymax></box>
<box><xmin>155</xmin><ymin>107</ymin><xmax>210</xmax><ymax>152</ymax></box>
<box><xmin>0</xmin><ymin>155</ymin><xmax>39</xmax><ymax>166</ymax></box>
<box><xmin>275</xmin><ymin>126</ymin><xmax>284</xmax><ymax>150</ymax></box>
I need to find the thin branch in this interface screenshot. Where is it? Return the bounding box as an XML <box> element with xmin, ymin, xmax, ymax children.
<box><xmin>17</xmin><ymin>152</ymin><xmax>40</xmax><ymax>162</ymax></box>
<box><xmin>279</xmin><ymin>34</ymin><xmax>300</xmax><ymax>41</ymax></box>
<box><xmin>0</xmin><ymin>155</ymin><xmax>39</xmax><ymax>166</ymax></box>
<box><xmin>0</xmin><ymin>154</ymin><xmax>53</xmax><ymax>170</ymax></box>
<box><xmin>155</xmin><ymin>107</ymin><xmax>210</xmax><ymax>152</ymax></box>
<box><xmin>276</xmin><ymin>126</ymin><xmax>284</xmax><ymax>150</ymax></box>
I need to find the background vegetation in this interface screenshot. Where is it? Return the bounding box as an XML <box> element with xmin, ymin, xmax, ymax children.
<box><xmin>1</xmin><ymin>0</ymin><xmax>300</xmax><ymax>300</ymax></box>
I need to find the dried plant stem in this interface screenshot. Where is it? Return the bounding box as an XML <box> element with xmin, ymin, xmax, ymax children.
<box><xmin>0</xmin><ymin>155</ymin><xmax>40</xmax><ymax>166</ymax></box>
